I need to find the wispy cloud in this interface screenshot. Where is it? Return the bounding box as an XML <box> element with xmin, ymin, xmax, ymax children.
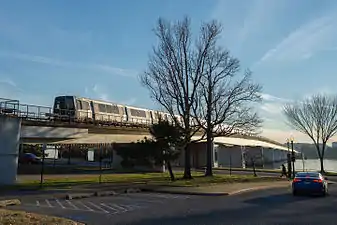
<box><xmin>256</xmin><ymin>12</ymin><xmax>337</xmax><ymax>66</ymax></box>
<box><xmin>0</xmin><ymin>78</ymin><xmax>16</xmax><ymax>88</ymax></box>
<box><xmin>87</xmin><ymin>84</ymin><xmax>137</xmax><ymax>106</ymax></box>
<box><xmin>237</xmin><ymin>0</ymin><xmax>283</xmax><ymax>45</ymax></box>
<box><xmin>0</xmin><ymin>51</ymin><xmax>138</xmax><ymax>78</ymax></box>
<box><xmin>260</xmin><ymin>93</ymin><xmax>292</xmax><ymax>103</ymax></box>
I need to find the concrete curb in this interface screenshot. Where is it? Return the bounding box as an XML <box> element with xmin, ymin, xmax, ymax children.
<box><xmin>65</xmin><ymin>187</ymin><xmax>142</xmax><ymax>200</ymax></box>
<box><xmin>0</xmin><ymin>199</ymin><xmax>21</xmax><ymax>207</ymax></box>
<box><xmin>141</xmin><ymin>188</ymin><xmax>229</xmax><ymax>196</ymax></box>
<box><xmin>66</xmin><ymin>193</ymin><xmax>95</xmax><ymax>200</ymax></box>
<box><xmin>141</xmin><ymin>183</ymin><xmax>290</xmax><ymax>197</ymax></box>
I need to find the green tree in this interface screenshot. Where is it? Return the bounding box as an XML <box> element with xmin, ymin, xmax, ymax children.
<box><xmin>150</xmin><ymin>119</ymin><xmax>184</xmax><ymax>181</ymax></box>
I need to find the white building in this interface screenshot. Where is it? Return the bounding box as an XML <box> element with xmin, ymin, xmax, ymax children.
<box><xmin>175</xmin><ymin>136</ymin><xmax>298</xmax><ymax>169</ymax></box>
<box><xmin>332</xmin><ymin>142</ymin><xmax>337</xmax><ymax>149</ymax></box>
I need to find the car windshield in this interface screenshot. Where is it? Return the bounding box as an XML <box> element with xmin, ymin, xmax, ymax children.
<box><xmin>295</xmin><ymin>172</ymin><xmax>320</xmax><ymax>178</ymax></box>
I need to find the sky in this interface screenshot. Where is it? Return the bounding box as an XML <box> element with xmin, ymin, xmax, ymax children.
<box><xmin>1</xmin><ymin>0</ymin><xmax>337</xmax><ymax>144</ymax></box>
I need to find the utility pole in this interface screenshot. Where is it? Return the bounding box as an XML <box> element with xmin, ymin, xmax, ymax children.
<box><xmin>291</xmin><ymin>137</ymin><xmax>295</xmax><ymax>178</ymax></box>
<box><xmin>287</xmin><ymin>139</ymin><xmax>292</xmax><ymax>178</ymax></box>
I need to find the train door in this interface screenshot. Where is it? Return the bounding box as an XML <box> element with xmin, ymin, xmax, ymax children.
<box><xmin>90</xmin><ymin>101</ymin><xmax>96</xmax><ymax>123</ymax></box>
<box><xmin>124</xmin><ymin>107</ymin><xmax>129</xmax><ymax>123</ymax></box>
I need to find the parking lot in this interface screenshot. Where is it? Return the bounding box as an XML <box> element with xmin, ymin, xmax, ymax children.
<box><xmin>24</xmin><ymin>192</ymin><xmax>191</xmax><ymax>214</ymax></box>
<box><xmin>10</xmin><ymin>192</ymin><xmax>199</xmax><ymax>224</ymax></box>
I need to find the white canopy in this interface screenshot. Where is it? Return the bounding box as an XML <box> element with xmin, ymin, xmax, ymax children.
<box><xmin>192</xmin><ymin>136</ymin><xmax>297</xmax><ymax>152</ymax></box>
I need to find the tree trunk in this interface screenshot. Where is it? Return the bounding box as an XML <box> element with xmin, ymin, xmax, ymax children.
<box><xmin>205</xmin><ymin>81</ymin><xmax>213</xmax><ymax>177</ymax></box>
<box><xmin>252</xmin><ymin>160</ymin><xmax>257</xmax><ymax>177</ymax></box>
<box><xmin>183</xmin><ymin>143</ymin><xmax>192</xmax><ymax>179</ymax></box>
<box><xmin>205</xmin><ymin>130</ymin><xmax>213</xmax><ymax>177</ymax></box>
<box><xmin>167</xmin><ymin>161</ymin><xmax>175</xmax><ymax>181</ymax></box>
<box><xmin>319</xmin><ymin>156</ymin><xmax>325</xmax><ymax>174</ymax></box>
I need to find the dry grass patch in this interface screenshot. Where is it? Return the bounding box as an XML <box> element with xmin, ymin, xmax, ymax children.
<box><xmin>0</xmin><ymin>209</ymin><xmax>84</xmax><ymax>225</ymax></box>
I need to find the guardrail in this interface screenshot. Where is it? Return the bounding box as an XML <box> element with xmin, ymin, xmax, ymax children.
<box><xmin>0</xmin><ymin>98</ymin><xmax>155</xmax><ymax>128</ymax></box>
<box><xmin>0</xmin><ymin>98</ymin><xmax>20</xmax><ymax>116</ymax></box>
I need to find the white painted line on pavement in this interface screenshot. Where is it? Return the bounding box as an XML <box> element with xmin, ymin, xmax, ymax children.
<box><xmin>120</xmin><ymin>203</ymin><xmax>143</xmax><ymax>210</ymax></box>
<box><xmin>100</xmin><ymin>203</ymin><xmax>119</xmax><ymax>214</ymax></box>
<box><xmin>109</xmin><ymin>203</ymin><xmax>128</xmax><ymax>213</ymax></box>
<box><xmin>45</xmin><ymin>199</ymin><xmax>53</xmax><ymax>208</ymax></box>
<box><xmin>88</xmin><ymin>202</ymin><xmax>109</xmax><ymax>213</ymax></box>
<box><xmin>36</xmin><ymin>200</ymin><xmax>40</xmax><ymax>206</ymax></box>
<box><xmin>66</xmin><ymin>200</ymin><xmax>79</xmax><ymax>210</ymax></box>
<box><xmin>230</xmin><ymin>188</ymin><xmax>257</xmax><ymax>195</ymax></box>
<box><xmin>111</xmin><ymin>195</ymin><xmax>164</xmax><ymax>203</ymax></box>
<box><xmin>77</xmin><ymin>201</ymin><xmax>94</xmax><ymax>211</ymax></box>
<box><xmin>56</xmin><ymin>199</ymin><xmax>66</xmax><ymax>209</ymax></box>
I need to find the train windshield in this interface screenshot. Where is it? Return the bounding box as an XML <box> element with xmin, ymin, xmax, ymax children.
<box><xmin>54</xmin><ymin>96</ymin><xmax>75</xmax><ymax>111</ymax></box>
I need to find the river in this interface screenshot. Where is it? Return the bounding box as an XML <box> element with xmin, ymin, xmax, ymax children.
<box><xmin>264</xmin><ymin>159</ymin><xmax>337</xmax><ymax>172</ymax></box>
<box><xmin>293</xmin><ymin>159</ymin><xmax>337</xmax><ymax>172</ymax></box>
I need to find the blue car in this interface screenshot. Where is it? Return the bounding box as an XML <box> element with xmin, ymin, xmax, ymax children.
<box><xmin>292</xmin><ymin>172</ymin><xmax>328</xmax><ymax>196</ymax></box>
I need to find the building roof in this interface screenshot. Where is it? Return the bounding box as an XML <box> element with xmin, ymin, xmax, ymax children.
<box><xmin>51</xmin><ymin>134</ymin><xmax>296</xmax><ymax>152</ymax></box>
<box><xmin>192</xmin><ymin>136</ymin><xmax>298</xmax><ymax>152</ymax></box>
<box><xmin>53</xmin><ymin>134</ymin><xmax>152</xmax><ymax>145</ymax></box>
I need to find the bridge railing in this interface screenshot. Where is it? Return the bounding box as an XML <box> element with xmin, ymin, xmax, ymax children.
<box><xmin>0</xmin><ymin>98</ymin><xmax>20</xmax><ymax>116</ymax></box>
<box><xmin>18</xmin><ymin>103</ymin><xmax>53</xmax><ymax>121</ymax></box>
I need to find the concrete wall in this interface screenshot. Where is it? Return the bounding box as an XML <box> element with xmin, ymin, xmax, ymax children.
<box><xmin>0</xmin><ymin>115</ymin><xmax>21</xmax><ymax>185</ymax></box>
<box><xmin>21</xmin><ymin>126</ymin><xmax>88</xmax><ymax>139</ymax></box>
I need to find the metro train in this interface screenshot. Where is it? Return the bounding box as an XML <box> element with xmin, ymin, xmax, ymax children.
<box><xmin>52</xmin><ymin>95</ymin><xmax>199</xmax><ymax>127</ymax></box>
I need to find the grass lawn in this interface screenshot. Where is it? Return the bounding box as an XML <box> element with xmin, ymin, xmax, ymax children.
<box><xmin>0</xmin><ymin>209</ymin><xmax>83</xmax><ymax>225</ymax></box>
<box><xmin>3</xmin><ymin>172</ymin><xmax>286</xmax><ymax>190</ymax></box>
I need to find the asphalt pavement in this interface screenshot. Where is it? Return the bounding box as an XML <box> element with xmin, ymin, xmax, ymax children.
<box><xmin>7</xmin><ymin>183</ymin><xmax>337</xmax><ymax>225</ymax></box>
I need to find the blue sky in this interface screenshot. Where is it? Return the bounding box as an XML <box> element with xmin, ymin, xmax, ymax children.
<box><xmin>1</xmin><ymin>0</ymin><xmax>337</xmax><ymax>143</ymax></box>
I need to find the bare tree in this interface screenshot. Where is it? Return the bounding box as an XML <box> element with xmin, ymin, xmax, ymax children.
<box><xmin>140</xmin><ymin>17</ymin><xmax>221</xmax><ymax>179</ymax></box>
<box><xmin>242</xmin><ymin>147</ymin><xmax>263</xmax><ymax>177</ymax></box>
<box><xmin>192</xmin><ymin>22</ymin><xmax>262</xmax><ymax>176</ymax></box>
<box><xmin>283</xmin><ymin>94</ymin><xmax>337</xmax><ymax>173</ymax></box>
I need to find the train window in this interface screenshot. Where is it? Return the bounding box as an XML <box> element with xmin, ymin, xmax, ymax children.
<box><xmin>106</xmin><ymin>105</ymin><xmax>113</xmax><ymax>113</ymax></box>
<box><xmin>98</xmin><ymin>104</ymin><xmax>107</xmax><ymax>112</ymax></box>
<box><xmin>130</xmin><ymin>108</ymin><xmax>146</xmax><ymax>117</ymax></box>
<box><xmin>65</xmin><ymin>96</ymin><xmax>75</xmax><ymax>110</ymax></box>
<box><xmin>76</xmin><ymin>100</ymin><xmax>82</xmax><ymax>110</ymax></box>
<box><xmin>81</xmin><ymin>101</ymin><xmax>90</xmax><ymax>110</ymax></box>
<box><xmin>111</xmin><ymin>105</ymin><xmax>120</xmax><ymax>114</ymax></box>
<box><xmin>54</xmin><ymin>97</ymin><xmax>65</xmax><ymax>109</ymax></box>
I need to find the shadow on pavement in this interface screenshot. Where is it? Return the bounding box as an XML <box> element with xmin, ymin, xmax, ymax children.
<box><xmin>123</xmin><ymin>191</ymin><xmax>331</xmax><ymax>225</ymax></box>
<box><xmin>243</xmin><ymin>193</ymin><xmax>313</xmax><ymax>206</ymax></box>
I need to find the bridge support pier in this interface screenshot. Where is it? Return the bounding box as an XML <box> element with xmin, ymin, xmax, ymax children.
<box><xmin>0</xmin><ymin>115</ymin><xmax>21</xmax><ymax>185</ymax></box>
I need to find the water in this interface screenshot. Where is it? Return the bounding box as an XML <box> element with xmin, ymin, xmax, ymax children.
<box><xmin>264</xmin><ymin>159</ymin><xmax>337</xmax><ymax>172</ymax></box>
<box><xmin>294</xmin><ymin>159</ymin><xmax>337</xmax><ymax>172</ymax></box>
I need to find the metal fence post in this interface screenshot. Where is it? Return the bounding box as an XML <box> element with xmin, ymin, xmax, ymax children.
<box><xmin>40</xmin><ymin>143</ymin><xmax>46</xmax><ymax>188</ymax></box>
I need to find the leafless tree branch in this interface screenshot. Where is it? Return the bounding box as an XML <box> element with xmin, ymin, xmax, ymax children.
<box><xmin>140</xmin><ymin>16</ymin><xmax>220</xmax><ymax>179</ymax></box>
<box><xmin>283</xmin><ymin>94</ymin><xmax>337</xmax><ymax>173</ymax></box>
<box><xmin>191</xmin><ymin>22</ymin><xmax>262</xmax><ymax>176</ymax></box>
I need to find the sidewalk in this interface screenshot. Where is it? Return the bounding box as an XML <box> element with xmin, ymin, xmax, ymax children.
<box><xmin>141</xmin><ymin>181</ymin><xmax>291</xmax><ymax>196</ymax></box>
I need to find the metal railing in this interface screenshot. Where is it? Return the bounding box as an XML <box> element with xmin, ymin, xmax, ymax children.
<box><xmin>0</xmin><ymin>97</ymin><xmax>282</xmax><ymax>146</ymax></box>
<box><xmin>0</xmin><ymin>98</ymin><xmax>20</xmax><ymax>116</ymax></box>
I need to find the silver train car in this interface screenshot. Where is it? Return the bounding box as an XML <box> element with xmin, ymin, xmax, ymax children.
<box><xmin>52</xmin><ymin>95</ymin><xmax>190</xmax><ymax>126</ymax></box>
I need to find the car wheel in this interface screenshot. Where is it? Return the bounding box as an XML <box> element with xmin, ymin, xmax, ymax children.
<box><xmin>293</xmin><ymin>190</ymin><xmax>297</xmax><ymax>196</ymax></box>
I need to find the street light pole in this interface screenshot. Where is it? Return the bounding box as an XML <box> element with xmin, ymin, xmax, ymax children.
<box><xmin>287</xmin><ymin>139</ymin><xmax>291</xmax><ymax>179</ymax></box>
<box><xmin>291</xmin><ymin>138</ymin><xmax>295</xmax><ymax>178</ymax></box>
